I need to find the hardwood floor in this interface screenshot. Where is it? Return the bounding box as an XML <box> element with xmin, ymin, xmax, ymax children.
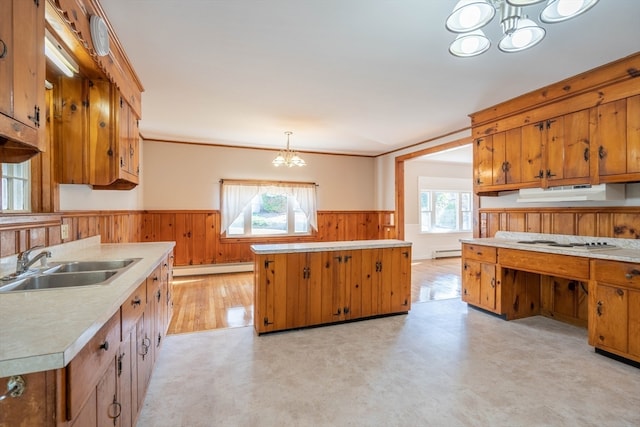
<box><xmin>167</xmin><ymin>257</ymin><xmax>462</xmax><ymax>334</ymax></box>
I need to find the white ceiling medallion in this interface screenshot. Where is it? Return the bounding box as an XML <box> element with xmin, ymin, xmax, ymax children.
<box><xmin>90</xmin><ymin>15</ymin><xmax>110</xmax><ymax>57</ymax></box>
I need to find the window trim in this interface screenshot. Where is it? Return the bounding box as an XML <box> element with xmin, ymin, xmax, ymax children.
<box><xmin>220</xmin><ymin>179</ymin><xmax>318</xmax><ymax>239</ymax></box>
<box><xmin>2</xmin><ymin>161</ymin><xmax>31</xmax><ymax>213</ymax></box>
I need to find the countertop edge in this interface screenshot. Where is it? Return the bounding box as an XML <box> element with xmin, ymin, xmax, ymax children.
<box><xmin>251</xmin><ymin>239</ymin><xmax>412</xmax><ymax>254</ymax></box>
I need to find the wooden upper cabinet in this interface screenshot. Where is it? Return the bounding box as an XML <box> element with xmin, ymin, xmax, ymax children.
<box><xmin>493</xmin><ymin>128</ymin><xmax>523</xmax><ymax>186</ymax></box>
<box><xmin>92</xmin><ymin>90</ymin><xmax>139</xmax><ymax>189</ymax></box>
<box><xmin>0</xmin><ymin>0</ymin><xmax>45</xmax><ymax>162</ymax></box>
<box><xmin>593</xmin><ymin>98</ymin><xmax>627</xmax><ymax>177</ymax></box>
<box><xmin>473</xmin><ymin>136</ymin><xmax>493</xmax><ymax>190</ymax></box>
<box><xmin>470</xmin><ymin>53</ymin><xmax>640</xmax><ymax>194</ymax></box>
<box><xmin>592</xmin><ymin>95</ymin><xmax>640</xmax><ymax>181</ymax></box>
<box><xmin>54</xmin><ymin>78</ymin><xmax>139</xmax><ymax>189</ymax></box>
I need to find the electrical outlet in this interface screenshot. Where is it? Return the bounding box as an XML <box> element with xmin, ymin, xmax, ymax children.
<box><xmin>61</xmin><ymin>224</ymin><xmax>69</xmax><ymax>240</ymax></box>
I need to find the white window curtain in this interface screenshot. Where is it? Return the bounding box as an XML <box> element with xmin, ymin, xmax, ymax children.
<box><xmin>220</xmin><ymin>180</ymin><xmax>318</xmax><ymax>234</ymax></box>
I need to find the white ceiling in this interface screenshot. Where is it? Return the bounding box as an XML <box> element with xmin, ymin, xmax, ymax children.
<box><xmin>100</xmin><ymin>0</ymin><xmax>640</xmax><ymax>157</ymax></box>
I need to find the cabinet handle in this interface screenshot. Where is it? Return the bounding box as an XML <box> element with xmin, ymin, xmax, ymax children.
<box><xmin>583</xmin><ymin>147</ymin><xmax>589</xmax><ymax>162</ymax></box>
<box><xmin>120</xmin><ymin>157</ymin><xmax>124</xmax><ymax>167</ymax></box>
<box><xmin>156</xmin><ymin>289</ymin><xmax>161</xmax><ymax>302</ymax></box>
<box><xmin>109</xmin><ymin>396</ymin><xmax>122</xmax><ymax>421</ymax></box>
<box><xmin>402</xmin><ymin>251</ymin><xmax>409</xmax><ymax>258</ymax></box>
<box><xmin>132</xmin><ymin>296</ymin><xmax>141</xmax><ymax>306</ymax></box>
<box><xmin>501</xmin><ymin>162</ymin><xmax>507</xmax><ymax>172</ymax></box>
<box><xmin>545</xmin><ymin>169</ymin><xmax>556</xmax><ymax>178</ymax></box>
<box><xmin>596</xmin><ymin>300</ymin><xmax>603</xmax><ymax>316</ymax></box>
<box><xmin>333</xmin><ymin>308</ymin><xmax>342</xmax><ymax>316</ymax></box>
<box><xmin>117</xmin><ymin>353</ymin><xmax>124</xmax><ymax>377</ymax></box>
<box><xmin>491</xmin><ymin>278</ymin><xmax>495</xmax><ymax>288</ymax></box>
<box><xmin>0</xmin><ymin>376</ymin><xmax>25</xmax><ymax>401</ymax></box>
<box><xmin>598</xmin><ymin>146</ymin><xmax>605</xmax><ymax>159</ymax></box>
<box><xmin>0</xmin><ymin>39</ymin><xmax>6</xmax><ymax>59</ymax></box>
<box><xmin>534</xmin><ymin>170</ymin><xmax>544</xmax><ymax>179</ymax></box>
<box><xmin>625</xmin><ymin>269</ymin><xmax>640</xmax><ymax>280</ymax></box>
<box><xmin>140</xmin><ymin>336</ymin><xmax>151</xmax><ymax>359</ymax></box>
<box><xmin>463</xmin><ymin>263</ymin><xmax>468</xmax><ymax>271</ymax></box>
<box><xmin>343</xmin><ymin>307</ymin><xmax>350</xmax><ymax>315</ymax></box>
<box><xmin>99</xmin><ymin>341</ymin><xmax>109</xmax><ymax>351</ymax></box>
<box><xmin>157</xmin><ymin>332</ymin><xmax>162</xmax><ymax>347</ymax></box>
<box><xmin>263</xmin><ymin>317</ymin><xmax>273</xmax><ymax>326</ymax></box>
<box><xmin>334</xmin><ymin>256</ymin><xmax>343</xmax><ymax>263</ymax></box>
<box><xmin>343</xmin><ymin>255</ymin><xmax>352</xmax><ymax>263</ymax></box>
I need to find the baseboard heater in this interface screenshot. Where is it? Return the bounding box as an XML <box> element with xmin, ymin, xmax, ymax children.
<box><xmin>432</xmin><ymin>249</ymin><xmax>462</xmax><ymax>259</ymax></box>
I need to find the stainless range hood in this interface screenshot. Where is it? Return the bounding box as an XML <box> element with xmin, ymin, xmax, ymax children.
<box><xmin>517</xmin><ymin>184</ymin><xmax>625</xmax><ymax>203</ymax></box>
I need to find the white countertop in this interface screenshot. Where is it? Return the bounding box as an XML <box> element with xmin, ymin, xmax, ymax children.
<box><xmin>251</xmin><ymin>239</ymin><xmax>412</xmax><ymax>254</ymax></box>
<box><xmin>460</xmin><ymin>232</ymin><xmax>640</xmax><ymax>263</ymax></box>
<box><xmin>0</xmin><ymin>237</ymin><xmax>175</xmax><ymax>377</ymax></box>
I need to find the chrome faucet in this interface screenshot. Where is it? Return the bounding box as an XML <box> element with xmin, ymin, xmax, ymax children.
<box><xmin>16</xmin><ymin>246</ymin><xmax>52</xmax><ymax>275</ymax></box>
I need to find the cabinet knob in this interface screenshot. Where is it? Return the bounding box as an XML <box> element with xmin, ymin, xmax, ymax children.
<box><xmin>132</xmin><ymin>296</ymin><xmax>141</xmax><ymax>306</ymax></box>
<box><xmin>598</xmin><ymin>146</ymin><xmax>605</xmax><ymax>159</ymax></box>
<box><xmin>596</xmin><ymin>300</ymin><xmax>603</xmax><ymax>317</ymax></box>
<box><xmin>625</xmin><ymin>269</ymin><xmax>640</xmax><ymax>280</ymax></box>
<box><xmin>99</xmin><ymin>341</ymin><xmax>109</xmax><ymax>351</ymax></box>
<box><xmin>0</xmin><ymin>39</ymin><xmax>6</xmax><ymax>59</ymax></box>
<box><xmin>0</xmin><ymin>376</ymin><xmax>25</xmax><ymax>400</ymax></box>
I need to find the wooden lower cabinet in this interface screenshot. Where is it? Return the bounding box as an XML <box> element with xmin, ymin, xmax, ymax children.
<box><xmin>461</xmin><ymin>244</ymin><xmax>499</xmax><ymax>314</ymax></box>
<box><xmin>589</xmin><ymin>259</ymin><xmax>640</xmax><ymax>363</ymax></box>
<box><xmin>253</xmin><ymin>243</ymin><xmax>412</xmax><ymax>334</ymax></box>
<box><xmin>0</xmin><ymin>254</ymin><xmax>173</xmax><ymax>426</ymax></box>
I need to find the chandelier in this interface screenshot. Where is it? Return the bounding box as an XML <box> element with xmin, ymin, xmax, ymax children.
<box><xmin>446</xmin><ymin>0</ymin><xmax>599</xmax><ymax>57</ymax></box>
<box><xmin>272</xmin><ymin>131</ymin><xmax>306</xmax><ymax>167</ymax></box>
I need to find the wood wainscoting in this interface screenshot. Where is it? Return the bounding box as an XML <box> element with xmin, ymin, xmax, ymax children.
<box><xmin>0</xmin><ymin>210</ymin><xmax>395</xmax><ymax>266</ymax></box>
<box><xmin>478</xmin><ymin>207</ymin><xmax>640</xmax><ymax>238</ymax></box>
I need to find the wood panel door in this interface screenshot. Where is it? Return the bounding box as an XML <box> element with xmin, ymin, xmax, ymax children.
<box><xmin>254</xmin><ymin>253</ymin><xmax>287</xmax><ymax>333</ymax></box>
<box><xmin>285</xmin><ymin>252</ymin><xmax>309</xmax><ymax>329</ymax></box>
<box><xmin>390</xmin><ymin>247</ymin><xmax>411</xmax><ymax>313</ymax></box>
<box><xmin>473</xmin><ymin>136</ymin><xmax>493</xmax><ymax>190</ymax></box>
<box><xmin>96</xmin><ymin>360</ymin><xmax>120</xmax><ymax>427</ymax></box>
<box><xmin>546</xmin><ymin>110</ymin><xmax>591</xmax><ymax>184</ymax></box>
<box><xmin>479</xmin><ymin>263</ymin><xmax>497</xmax><ymax>312</ymax></box>
<box><xmin>462</xmin><ymin>259</ymin><xmax>481</xmax><ymax>306</ymax></box>
<box><xmin>305</xmin><ymin>252</ymin><xmax>324</xmax><ymax>326</ymax></box>
<box><xmin>629</xmin><ymin>290</ymin><xmax>640</xmax><ymax>358</ymax></box>
<box><xmin>591</xmin><ymin>283</ymin><xmax>628</xmax><ymax>354</ymax></box>
<box><xmin>492</xmin><ymin>128</ymin><xmax>523</xmax><ymax>186</ymax></box>
<box><xmin>520</xmin><ymin>122</ymin><xmax>544</xmax><ymax>185</ymax></box>
<box><xmin>594</xmin><ymin>98</ymin><xmax>627</xmax><ymax>177</ymax></box>
<box><xmin>360</xmin><ymin>248</ymin><xmax>381</xmax><ymax>318</ymax></box>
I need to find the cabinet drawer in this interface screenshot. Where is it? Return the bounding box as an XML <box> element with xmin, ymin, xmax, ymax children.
<box><xmin>462</xmin><ymin>244</ymin><xmax>497</xmax><ymax>263</ymax></box>
<box><xmin>121</xmin><ymin>280</ymin><xmax>147</xmax><ymax>336</ymax></box>
<box><xmin>66</xmin><ymin>311</ymin><xmax>120</xmax><ymax>421</ymax></box>
<box><xmin>498</xmin><ymin>248</ymin><xmax>590</xmax><ymax>280</ymax></box>
<box><xmin>594</xmin><ymin>260</ymin><xmax>640</xmax><ymax>289</ymax></box>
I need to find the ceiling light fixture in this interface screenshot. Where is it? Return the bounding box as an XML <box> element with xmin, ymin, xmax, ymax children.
<box><xmin>272</xmin><ymin>131</ymin><xmax>306</xmax><ymax>167</ymax></box>
<box><xmin>446</xmin><ymin>0</ymin><xmax>599</xmax><ymax>57</ymax></box>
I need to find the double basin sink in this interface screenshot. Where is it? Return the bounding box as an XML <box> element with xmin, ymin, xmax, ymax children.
<box><xmin>0</xmin><ymin>258</ymin><xmax>141</xmax><ymax>292</ymax></box>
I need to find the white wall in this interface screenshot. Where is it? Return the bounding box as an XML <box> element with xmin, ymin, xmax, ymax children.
<box><xmin>374</xmin><ymin>130</ymin><xmax>472</xmax><ymax>210</ymax></box>
<box><xmin>404</xmin><ymin>160</ymin><xmax>473</xmax><ymax>259</ymax></box>
<box><xmin>142</xmin><ymin>140</ymin><xmax>376</xmax><ymax>210</ymax></box>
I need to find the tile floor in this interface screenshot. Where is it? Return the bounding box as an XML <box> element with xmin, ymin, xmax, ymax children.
<box><xmin>138</xmin><ymin>299</ymin><xmax>640</xmax><ymax>427</ymax></box>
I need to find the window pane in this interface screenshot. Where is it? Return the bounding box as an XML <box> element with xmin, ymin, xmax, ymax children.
<box><xmin>251</xmin><ymin>193</ymin><xmax>287</xmax><ymax>235</ymax></box>
<box><xmin>462</xmin><ymin>212</ymin><xmax>472</xmax><ymax>231</ymax></box>
<box><xmin>420</xmin><ymin>212</ymin><xmax>432</xmax><ymax>232</ymax></box>
<box><xmin>419</xmin><ymin>191</ymin><xmax>430</xmax><ymax>212</ymax></box>
<box><xmin>13</xmin><ymin>180</ymin><xmax>24</xmax><ymax>210</ymax></box>
<box><xmin>434</xmin><ymin>192</ymin><xmax>458</xmax><ymax>232</ymax></box>
<box><xmin>227</xmin><ymin>214</ymin><xmax>245</xmax><ymax>235</ymax></box>
<box><xmin>2</xmin><ymin>177</ymin><xmax>7</xmax><ymax>210</ymax></box>
<box><xmin>461</xmin><ymin>192</ymin><xmax>471</xmax><ymax>211</ymax></box>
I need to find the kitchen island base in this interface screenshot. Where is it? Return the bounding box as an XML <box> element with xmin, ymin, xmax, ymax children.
<box><xmin>252</xmin><ymin>240</ymin><xmax>412</xmax><ymax>334</ymax></box>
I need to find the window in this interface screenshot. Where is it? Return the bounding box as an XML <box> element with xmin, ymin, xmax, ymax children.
<box><xmin>2</xmin><ymin>161</ymin><xmax>31</xmax><ymax>212</ymax></box>
<box><xmin>420</xmin><ymin>190</ymin><xmax>471</xmax><ymax>233</ymax></box>
<box><xmin>221</xmin><ymin>180</ymin><xmax>317</xmax><ymax>238</ymax></box>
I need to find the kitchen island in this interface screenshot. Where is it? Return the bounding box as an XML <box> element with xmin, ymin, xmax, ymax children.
<box><xmin>0</xmin><ymin>236</ymin><xmax>175</xmax><ymax>426</ymax></box>
<box><xmin>460</xmin><ymin>231</ymin><xmax>640</xmax><ymax>366</ymax></box>
<box><xmin>251</xmin><ymin>239</ymin><xmax>412</xmax><ymax>334</ymax></box>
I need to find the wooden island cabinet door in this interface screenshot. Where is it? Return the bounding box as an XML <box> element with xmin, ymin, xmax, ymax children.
<box><xmin>591</xmin><ymin>284</ymin><xmax>628</xmax><ymax>354</ymax></box>
<box><xmin>462</xmin><ymin>259</ymin><xmax>481</xmax><ymax>306</ymax></box>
